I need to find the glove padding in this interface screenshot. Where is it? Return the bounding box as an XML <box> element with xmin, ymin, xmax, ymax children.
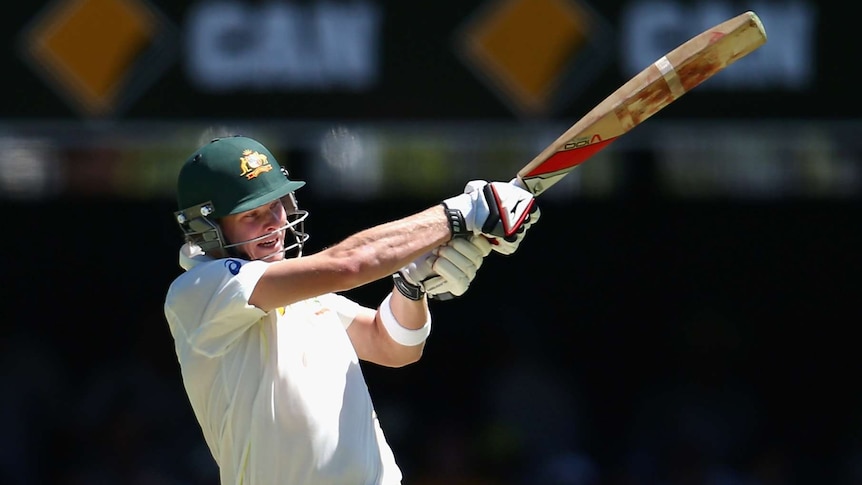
<box><xmin>397</xmin><ymin>236</ymin><xmax>492</xmax><ymax>299</ymax></box>
<box><xmin>442</xmin><ymin>179</ymin><xmax>536</xmax><ymax>240</ymax></box>
<box><xmin>486</xmin><ymin>204</ymin><xmax>541</xmax><ymax>255</ymax></box>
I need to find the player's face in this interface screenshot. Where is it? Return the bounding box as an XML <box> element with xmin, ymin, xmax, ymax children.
<box><xmin>221</xmin><ymin>199</ymin><xmax>288</xmax><ymax>261</ymax></box>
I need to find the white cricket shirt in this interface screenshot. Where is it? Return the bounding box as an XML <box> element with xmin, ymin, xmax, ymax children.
<box><xmin>163</xmin><ymin>244</ymin><xmax>402</xmax><ymax>485</ymax></box>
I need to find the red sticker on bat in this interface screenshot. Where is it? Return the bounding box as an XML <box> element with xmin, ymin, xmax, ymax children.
<box><xmin>524</xmin><ymin>137</ymin><xmax>617</xmax><ymax>177</ymax></box>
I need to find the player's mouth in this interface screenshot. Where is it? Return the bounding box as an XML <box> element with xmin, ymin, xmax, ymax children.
<box><xmin>258</xmin><ymin>236</ymin><xmax>281</xmax><ymax>250</ymax></box>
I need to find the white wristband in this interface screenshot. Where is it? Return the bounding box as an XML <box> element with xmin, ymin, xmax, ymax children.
<box><xmin>379</xmin><ymin>293</ymin><xmax>431</xmax><ymax>346</ymax></box>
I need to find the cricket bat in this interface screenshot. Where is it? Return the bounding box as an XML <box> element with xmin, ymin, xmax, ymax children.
<box><xmin>514</xmin><ymin>11</ymin><xmax>767</xmax><ymax>197</ymax></box>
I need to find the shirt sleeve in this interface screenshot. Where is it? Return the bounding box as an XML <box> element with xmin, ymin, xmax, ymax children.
<box><xmin>165</xmin><ymin>258</ymin><xmax>269</xmax><ymax>357</ymax></box>
<box><xmin>315</xmin><ymin>293</ymin><xmax>365</xmax><ymax>330</ymax></box>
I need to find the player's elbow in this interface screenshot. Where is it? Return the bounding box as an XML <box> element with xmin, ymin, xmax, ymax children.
<box><xmin>396</xmin><ymin>345</ymin><xmax>425</xmax><ymax>366</ymax></box>
<box><xmin>374</xmin><ymin>343</ymin><xmax>425</xmax><ymax>368</ymax></box>
<box><xmin>387</xmin><ymin>351</ymin><xmax>424</xmax><ymax>368</ymax></box>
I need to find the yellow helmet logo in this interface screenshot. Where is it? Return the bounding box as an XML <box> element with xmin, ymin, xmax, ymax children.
<box><xmin>239</xmin><ymin>150</ymin><xmax>274</xmax><ymax>180</ymax></box>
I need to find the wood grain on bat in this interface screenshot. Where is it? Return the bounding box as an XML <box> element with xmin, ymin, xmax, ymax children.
<box><xmin>516</xmin><ymin>11</ymin><xmax>766</xmax><ymax>197</ymax></box>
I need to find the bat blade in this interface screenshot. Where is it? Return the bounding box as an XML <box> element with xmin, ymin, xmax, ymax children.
<box><xmin>516</xmin><ymin>11</ymin><xmax>767</xmax><ymax>196</ymax></box>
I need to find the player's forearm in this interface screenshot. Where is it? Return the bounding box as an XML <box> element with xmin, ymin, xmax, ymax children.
<box><xmin>387</xmin><ymin>290</ymin><xmax>431</xmax><ymax>330</ymax></box>
<box><xmin>325</xmin><ymin>205</ymin><xmax>451</xmax><ymax>283</ymax></box>
<box><xmin>371</xmin><ymin>292</ymin><xmax>430</xmax><ymax>367</ymax></box>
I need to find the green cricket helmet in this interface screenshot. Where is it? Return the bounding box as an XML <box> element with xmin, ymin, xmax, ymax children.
<box><xmin>174</xmin><ymin>135</ymin><xmax>309</xmax><ymax>259</ymax></box>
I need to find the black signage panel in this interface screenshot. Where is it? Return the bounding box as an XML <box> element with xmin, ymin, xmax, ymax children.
<box><xmin>0</xmin><ymin>0</ymin><xmax>850</xmax><ymax>121</ymax></box>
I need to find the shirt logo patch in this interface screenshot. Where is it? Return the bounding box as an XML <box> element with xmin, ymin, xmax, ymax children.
<box><xmin>224</xmin><ymin>259</ymin><xmax>242</xmax><ymax>275</ymax></box>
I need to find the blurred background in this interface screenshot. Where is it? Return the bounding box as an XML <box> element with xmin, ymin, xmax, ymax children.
<box><xmin>1</xmin><ymin>0</ymin><xmax>860</xmax><ymax>484</ymax></box>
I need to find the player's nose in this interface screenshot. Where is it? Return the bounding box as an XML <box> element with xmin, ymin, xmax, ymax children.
<box><xmin>264</xmin><ymin>206</ymin><xmax>282</xmax><ymax>230</ymax></box>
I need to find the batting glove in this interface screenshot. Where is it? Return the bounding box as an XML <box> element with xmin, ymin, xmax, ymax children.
<box><xmin>487</xmin><ymin>204</ymin><xmax>540</xmax><ymax>255</ymax></box>
<box><xmin>393</xmin><ymin>236</ymin><xmax>493</xmax><ymax>300</ymax></box>
<box><xmin>442</xmin><ymin>180</ymin><xmax>536</xmax><ymax>240</ymax></box>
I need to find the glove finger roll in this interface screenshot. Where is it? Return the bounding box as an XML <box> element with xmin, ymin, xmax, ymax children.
<box><xmin>469</xmin><ymin>235</ymin><xmax>493</xmax><ymax>257</ymax></box>
<box><xmin>435</xmin><ymin>244</ymin><xmax>481</xmax><ymax>278</ymax></box>
<box><xmin>423</xmin><ymin>271</ymin><xmax>469</xmax><ymax>296</ymax></box>
<box><xmin>447</xmin><ymin>238</ymin><xmax>488</xmax><ymax>265</ymax></box>
<box><xmin>434</xmin><ymin>255</ymin><xmax>476</xmax><ymax>286</ymax></box>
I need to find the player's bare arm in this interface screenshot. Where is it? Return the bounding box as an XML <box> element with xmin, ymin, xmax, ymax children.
<box><xmin>249</xmin><ymin>177</ymin><xmax>538</xmax><ymax>312</ymax></box>
<box><xmin>249</xmin><ymin>206</ymin><xmax>451</xmax><ymax>312</ymax></box>
<box><xmin>343</xmin><ymin>302</ymin><xmax>428</xmax><ymax>367</ymax></box>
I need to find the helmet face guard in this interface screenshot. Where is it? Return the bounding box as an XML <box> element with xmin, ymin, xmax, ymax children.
<box><xmin>222</xmin><ymin>193</ymin><xmax>310</xmax><ymax>260</ymax></box>
<box><xmin>175</xmin><ymin>195</ymin><xmax>309</xmax><ymax>260</ymax></box>
<box><xmin>174</xmin><ymin>135</ymin><xmax>308</xmax><ymax>260</ymax></box>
